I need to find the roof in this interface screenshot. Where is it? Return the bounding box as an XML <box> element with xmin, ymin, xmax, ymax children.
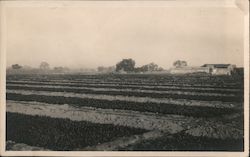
<box><xmin>202</xmin><ymin>64</ymin><xmax>231</xmax><ymax>68</ymax></box>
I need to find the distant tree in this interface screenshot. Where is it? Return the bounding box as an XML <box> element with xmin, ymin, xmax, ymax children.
<box><xmin>11</xmin><ymin>64</ymin><xmax>22</xmax><ymax>69</ymax></box>
<box><xmin>143</xmin><ymin>63</ymin><xmax>159</xmax><ymax>72</ymax></box>
<box><xmin>157</xmin><ymin>67</ymin><xmax>164</xmax><ymax>71</ymax></box>
<box><xmin>181</xmin><ymin>61</ymin><xmax>187</xmax><ymax>67</ymax></box>
<box><xmin>233</xmin><ymin>67</ymin><xmax>244</xmax><ymax>76</ymax></box>
<box><xmin>40</xmin><ymin>62</ymin><xmax>50</xmax><ymax>70</ymax></box>
<box><xmin>134</xmin><ymin>67</ymin><xmax>143</xmax><ymax>73</ymax></box>
<box><xmin>136</xmin><ymin>63</ymin><xmax>160</xmax><ymax>73</ymax></box>
<box><xmin>173</xmin><ymin>60</ymin><xmax>187</xmax><ymax>68</ymax></box>
<box><xmin>54</xmin><ymin>66</ymin><xmax>69</xmax><ymax>73</ymax></box>
<box><xmin>116</xmin><ymin>59</ymin><xmax>135</xmax><ymax>72</ymax></box>
<box><xmin>97</xmin><ymin>66</ymin><xmax>105</xmax><ymax>72</ymax></box>
<box><xmin>97</xmin><ymin>66</ymin><xmax>115</xmax><ymax>73</ymax></box>
<box><xmin>107</xmin><ymin>66</ymin><xmax>115</xmax><ymax>72</ymax></box>
<box><xmin>54</xmin><ymin>67</ymin><xmax>64</xmax><ymax>72</ymax></box>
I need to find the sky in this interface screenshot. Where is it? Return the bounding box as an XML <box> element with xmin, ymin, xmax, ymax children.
<box><xmin>6</xmin><ymin>4</ymin><xmax>245</xmax><ymax>69</ymax></box>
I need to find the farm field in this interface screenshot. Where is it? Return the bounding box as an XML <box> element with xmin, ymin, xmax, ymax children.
<box><xmin>6</xmin><ymin>74</ymin><xmax>244</xmax><ymax>151</ymax></box>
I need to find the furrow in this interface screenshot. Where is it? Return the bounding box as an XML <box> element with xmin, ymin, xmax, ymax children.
<box><xmin>6</xmin><ymin>86</ymin><xmax>242</xmax><ymax>102</ymax></box>
<box><xmin>7</xmin><ymin>80</ymin><xmax>243</xmax><ymax>93</ymax></box>
<box><xmin>7</xmin><ymin>89</ymin><xmax>241</xmax><ymax>109</ymax></box>
<box><xmin>6</xmin><ymin>84</ymin><xmax>238</xmax><ymax>97</ymax></box>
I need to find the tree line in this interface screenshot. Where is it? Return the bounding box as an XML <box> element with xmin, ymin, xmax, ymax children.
<box><xmin>10</xmin><ymin>59</ymin><xmax>188</xmax><ymax>74</ymax></box>
<box><xmin>12</xmin><ymin>62</ymin><xmax>68</xmax><ymax>71</ymax></box>
<box><xmin>114</xmin><ymin>58</ymin><xmax>164</xmax><ymax>73</ymax></box>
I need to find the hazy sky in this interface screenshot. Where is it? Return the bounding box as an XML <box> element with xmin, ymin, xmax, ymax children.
<box><xmin>6</xmin><ymin>5</ymin><xmax>245</xmax><ymax>69</ymax></box>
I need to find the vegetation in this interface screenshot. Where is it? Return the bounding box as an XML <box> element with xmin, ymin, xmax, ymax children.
<box><xmin>6</xmin><ymin>74</ymin><xmax>244</xmax><ymax>88</ymax></box>
<box><xmin>11</xmin><ymin>64</ymin><xmax>22</xmax><ymax>70</ymax></box>
<box><xmin>6</xmin><ymin>112</ymin><xmax>147</xmax><ymax>150</ymax></box>
<box><xmin>116</xmin><ymin>58</ymin><xmax>136</xmax><ymax>72</ymax></box>
<box><xmin>173</xmin><ymin>60</ymin><xmax>188</xmax><ymax>67</ymax></box>
<box><xmin>39</xmin><ymin>62</ymin><xmax>50</xmax><ymax>70</ymax></box>
<box><xmin>97</xmin><ymin>66</ymin><xmax>115</xmax><ymax>73</ymax></box>
<box><xmin>135</xmin><ymin>62</ymin><xmax>163</xmax><ymax>73</ymax></box>
<box><xmin>7</xmin><ymin>93</ymin><xmax>240</xmax><ymax>118</ymax></box>
<box><xmin>53</xmin><ymin>67</ymin><xmax>69</xmax><ymax>73</ymax></box>
<box><xmin>7</xmin><ymin>85</ymin><xmax>243</xmax><ymax>102</ymax></box>
<box><xmin>115</xmin><ymin>59</ymin><xmax>164</xmax><ymax>73</ymax></box>
<box><xmin>7</xmin><ymin>81</ymin><xmax>242</xmax><ymax>95</ymax></box>
<box><xmin>6</xmin><ymin>73</ymin><xmax>244</xmax><ymax>151</ymax></box>
<box><xmin>118</xmin><ymin>132</ymin><xmax>243</xmax><ymax>151</ymax></box>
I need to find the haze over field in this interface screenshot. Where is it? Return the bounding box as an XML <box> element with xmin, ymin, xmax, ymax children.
<box><xmin>6</xmin><ymin>5</ymin><xmax>244</xmax><ymax>69</ymax></box>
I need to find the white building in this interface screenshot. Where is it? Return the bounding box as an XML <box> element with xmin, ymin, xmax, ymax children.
<box><xmin>169</xmin><ymin>66</ymin><xmax>210</xmax><ymax>74</ymax></box>
<box><xmin>169</xmin><ymin>64</ymin><xmax>236</xmax><ymax>75</ymax></box>
<box><xmin>202</xmin><ymin>64</ymin><xmax>236</xmax><ymax>75</ymax></box>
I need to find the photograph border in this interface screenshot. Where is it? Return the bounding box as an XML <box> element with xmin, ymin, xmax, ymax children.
<box><xmin>0</xmin><ymin>0</ymin><xmax>249</xmax><ymax>156</ymax></box>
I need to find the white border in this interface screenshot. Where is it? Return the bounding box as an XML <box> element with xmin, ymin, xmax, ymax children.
<box><xmin>0</xmin><ymin>0</ymin><xmax>249</xmax><ymax>156</ymax></box>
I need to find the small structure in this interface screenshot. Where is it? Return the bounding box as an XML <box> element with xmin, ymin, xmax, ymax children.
<box><xmin>170</xmin><ymin>60</ymin><xmax>209</xmax><ymax>74</ymax></box>
<box><xmin>202</xmin><ymin>64</ymin><xmax>236</xmax><ymax>75</ymax></box>
<box><xmin>169</xmin><ymin>66</ymin><xmax>210</xmax><ymax>74</ymax></box>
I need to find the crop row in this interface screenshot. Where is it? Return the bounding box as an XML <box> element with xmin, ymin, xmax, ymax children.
<box><xmin>7</xmin><ymin>72</ymin><xmax>243</xmax><ymax>83</ymax></box>
<box><xmin>118</xmin><ymin>132</ymin><xmax>244</xmax><ymax>151</ymax></box>
<box><xmin>6</xmin><ymin>112</ymin><xmax>147</xmax><ymax>150</ymax></box>
<box><xmin>7</xmin><ymin>79</ymin><xmax>243</xmax><ymax>89</ymax></box>
<box><xmin>7</xmin><ymin>81</ymin><xmax>243</xmax><ymax>94</ymax></box>
<box><xmin>6</xmin><ymin>85</ymin><xmax>243</xmax><ymax>102</ymax></box>
<box><xmin>6</xmin><ymin>84</ymin><xmax>239</xmax><ymax>98</ymax></box>
<box><xmin>7</xmin><ymin>93</ymin><xmax>239</xmax><ymax>118</ymax></box>
<box><xmin>7</xmin><ymin>73</ymin><xmax>243</xmax><ymax>84</ymax></box>
<box><xmin>7</xmin><ymin>100</ymin><xmax>185</xmax><ymax>132</ymax></box>
<box><xmin>8</xmin><ymin>89</ymin><xmax>239</xmax><ymax>108</ymax></box>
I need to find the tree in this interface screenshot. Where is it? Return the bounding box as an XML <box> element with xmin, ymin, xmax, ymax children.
<box><xmin>12</xmin><ymin>64</ymin><xmax>22</xmax><ymax>69</ymax></box>
<box><xmin>144</xmin><ymin>62</ymin><xmax>159</xmax><ymax>71</ymax></box>
<box><xmin>173</xmin><ymin>60</ymin><xmax>187</xmax><ymax>68</ymax></box>
<box><xmin>97</xmin><ymin>66</ymin><xmax>105</xmax><ymax>72</ymax></box>
<box><xmin>136</xmin><ymin>63</ymin><xmax>160</xmax><ymax>72</ymax></box>
<box><xmin>54</xmin><ymin>67</ymin><xmax>63</xmax><ymax>72</ymax></box>
<box><xmin>134</xmin><ymin>67</ymin><xmax>144</xmax><ymax>73</ymax></box>
<box><xmin>116</xmin><ymin>58</ymin><xmax>135</xmax><ymax>72</ymax></box>
<box><xmin>157</xmin><ymin>67</ymin><xmax>164</xmax><ymax>71</ymax></box>
<box><xmin>54</xmin><ymin>66</ymin><xmax>69</xmax><ymax>73</ymax></box>
<box><xmin>40</xmin><ymin>62</ymin><xmax>50</xmax><ymax>70</ymax></box>
<box><xmin>98</xmin><ymin>66</ymin><xmax>115</xmax><ymax>73</ymax></box>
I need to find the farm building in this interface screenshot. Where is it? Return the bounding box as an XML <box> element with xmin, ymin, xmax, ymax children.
<box><xmin>169</xmin><ymin>64</ymin><xmax>236</xmax><ymax>75</ymax></box>
<box><xmin>169</xmin><ymin>66</ymin><xmax>210</xmax><ymax>74</ymax></box>
<box><xmin>202</xmin><ymin>64</ymin><xmax>236</xmax><ymax>75</ymax></box>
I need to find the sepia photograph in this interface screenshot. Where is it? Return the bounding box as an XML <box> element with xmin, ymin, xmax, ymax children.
<box><xmin>0</xmin><ymin>0</ymin><xmax>249</xmax><ymax>156</ymax></box>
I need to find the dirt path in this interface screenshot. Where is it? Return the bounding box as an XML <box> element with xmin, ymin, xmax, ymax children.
<box><xmin>6</xmin><ymin>100</ymin><xmax>184</xmax><ymax>133</ymax></box>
